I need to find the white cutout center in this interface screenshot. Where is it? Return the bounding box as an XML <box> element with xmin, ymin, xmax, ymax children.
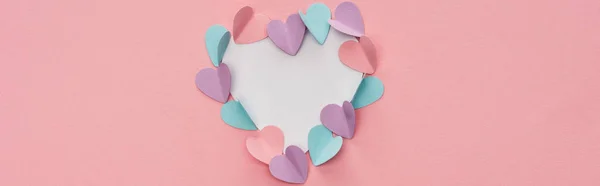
<box><xmin>223</xmin><ymin>29</ymin><xmax>362</xmax><ymax>151</ymax></box>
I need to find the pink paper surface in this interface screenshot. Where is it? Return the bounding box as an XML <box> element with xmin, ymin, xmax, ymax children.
<box><xmin>232</xmin><ymin>6</ymin><xmax>270</xmax><ymax>44</ymax></box>
<box><xmin>246</xmin><ymin>126</ymin><xmax>284</xmax><ymax>164</ymax></box>
<box><xmin>1</xmin><ymin>0</ymin><xmax>600</xmax><ymax>185</ymax></box>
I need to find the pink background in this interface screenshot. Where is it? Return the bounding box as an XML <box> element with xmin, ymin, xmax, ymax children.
<box><xmin>1</xmin><ymin>0</ymin><xmax>600</xmax><ymax>185</ymax></box>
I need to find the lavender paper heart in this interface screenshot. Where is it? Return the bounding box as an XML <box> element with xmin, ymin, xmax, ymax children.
<box><xmin>269</xmin><ymin>145</ymin><xmax>308</xmax><ymax>184</ymax></box>
<box><xmin>195</xmin><ymin>63</ymin><xmax>231</xmax><ymax>103</ymax></box>
<box><xmin>328</xmin><ymin>2</ymin><xmax>365</xmax><ymax>37</ymax></box>
<box><xmin>320</xmin><ymin>101</ymin><xmax>356</xmax><ymax>138</ymax></box>
<box><xmin>267</xmin><ymin>14</ymin><xmax>306</xmax><ymax>55</ymax></box>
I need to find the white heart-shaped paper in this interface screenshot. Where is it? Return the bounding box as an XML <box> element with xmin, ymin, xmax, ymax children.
<box><xmin>222</xmin><ymin>29</ymin><xmax>362</xmax><ymax>151</ymax></box>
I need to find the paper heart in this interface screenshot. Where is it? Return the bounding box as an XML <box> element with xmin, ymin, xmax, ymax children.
<box><xmin>205</xmin><ymin>25</ymin><xmax>231</xmax><ymax>67</ymax></box>
<box><xmin>339</xmin><ymin>36</ymin><xmax>377</xmax><ymax>74</ymax></box>
<box><xmin>328</xmin><ymin>2</ymin><xmax>365</xmax><ymax>37</ymax></box>
<box><xmin>308</xmin><ymin>125</ymin><xmax>343</xmax><ymax>166</ymax></box>
<box><xmin>267</xmin><ymin>14</ymin><xmax>306</xmax><ymax>55</ymax></box>
<box><xmin>223</xmin><ymin>29</ymin><xmax>363</xmax><ymax>151</ymax></box>
<box><xmin>352</xmin><ymin>76</ymin><xmax>384</xmax><ymax>109</ymax></box>
<box><xmin>195</xmin><ymin>64</ymin><xmax>231</xmax><ymax>103</ymax></box>
<box><xmin>246</xmin><ymin>126</ymin><xmax>284</xmax><ymax>164</ymax></box>
<box><xmin>232</xmin><ymin>6</ymin><xmax>270</xmax><ymax>44</ymax></box>
<box><xmin>299</xmin><ymin>3</ymin><xmax>331</xmax><ymax>45</ymax></box>
<box><xmin>269</xmin><ymin>145</ymin><xmax>308</xmax><ymax>184</ymax></box>
<box><xmin>221</xmin><ymin>100</ymin><xmax>258</xmax><ymax>130</ymax></box>
<box><xmin>320</xmin><ymin>101</ymin><xmax>356</xmax><ymax>139</ymax></box>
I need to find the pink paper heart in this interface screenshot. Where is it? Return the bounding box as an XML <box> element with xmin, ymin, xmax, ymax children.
<box><xmin>232</xmin><ymin>6</ymin><xmax>270</xmax><ymax>44</ymax></box>
<box><xmin>339</xmin><ymin>36</ymin><xmax>377</xmax><ymax>74</ymax></box>
<box><xmin>269</xmin><ymin>146</ymin><xmax>308</xmax><ymax>184</ymax></box>
<box><xmin>246</xmin><ymin>126</ymin><xmax>284</xmax><ymax>164</ymax></box>
<box><xmin>195</xmin><ymin>63</ymin><xmax>231</xmax><ymax>103</ymax></box>
<box><xmin>267</xmin><ymin>14</ymin><xmax>306</xmax><ymax>55</ymax></box>
<box><xmin>328</xmin><ymin>2</ymin><xmax>365</xmax><ymax>37</ymax></box>
<box><xmin>320</xmin><ymin>101</ymin><xmax>356</xmax><ymax>139</ymax></box>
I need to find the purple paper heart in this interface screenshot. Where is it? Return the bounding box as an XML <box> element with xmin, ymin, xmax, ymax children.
<box><xmin>195</xmin><ymin>63</ymin><xmax>231</xmax><ymax>103</ymax></box>
<box><xmin>328</xmin><ymin>2</ymin><xmax>365</xmax><ymax>37</ymax></box>
<box><xmin>269</xmin><ymin>145</ymin><xmax>308</xmax><ymax>184</ymax></box>
<box><xmin>267</xmin><ymin>13</ymin><xmax>306</xmax><ymax>55</ymax></box>
<box><xmin>320</xmin><ymin>101</ymin><xmax>356</xmax><ymax>138</ymax></box>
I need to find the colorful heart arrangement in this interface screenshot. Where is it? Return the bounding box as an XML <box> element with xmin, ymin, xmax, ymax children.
<box><xmin>196</xmin><ymin>2</ymin><xmax>384</xmax><ymax>184</ymax></box>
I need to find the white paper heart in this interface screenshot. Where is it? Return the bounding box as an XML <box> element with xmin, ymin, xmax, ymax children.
<box><xmin>222</xmin><ymin>29</ymin><xmax>362</xmax><ymax>152</ymax></box>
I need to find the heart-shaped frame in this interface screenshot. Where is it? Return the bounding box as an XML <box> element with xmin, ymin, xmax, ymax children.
<box><xmin>196</xmin><ymin>1</ymin><xmax>385</xmax><ymax>184</ymax></box>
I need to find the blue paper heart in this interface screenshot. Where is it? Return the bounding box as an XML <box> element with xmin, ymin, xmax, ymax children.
<box><xmin>205</xmin><ymin>25</ymin><xmax>231</xmax><ymax>67</ymax></box>
<box><xmin>299</xmin><ymin>3</ymin><xmax>331</xmax><ymax>45</ymax></box>
<box><xmin>352</xmin><ymin>76</ymin><xmax>384</xmax><ymax>109</ymax></box>
<box><xmin>308</xmin><ymin>125</ymin><xmax>343</xmax><ymax>166</ymax></box>
<box><xmin>220</xmin><ymin>100</ymin><xmax>257</xmax><ymax>130</ymax></box>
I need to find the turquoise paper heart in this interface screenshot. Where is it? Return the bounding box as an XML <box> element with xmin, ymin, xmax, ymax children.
<box><xmin>299</xmin><ymin>3</ymin><xmax>331</xmax><ymax>45</ymax></box>
<box><xmin>220</xmin><ymin>100</ymin><xmax>257</xmax><ymax>130</ymax></box>
<box><xmin>308</xmin><ymin>125</ymin><xmax>343</xmax><ymax>166</ymax></box>
<box><xmin>205</xmin><ymin>25</ymin><xmax>231</xmax><ymax>67</ymax></box>
<box><xmin>352</xmin><ymin>76</ymin><xmax>384</xmax><ymax>109</ymax></box>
